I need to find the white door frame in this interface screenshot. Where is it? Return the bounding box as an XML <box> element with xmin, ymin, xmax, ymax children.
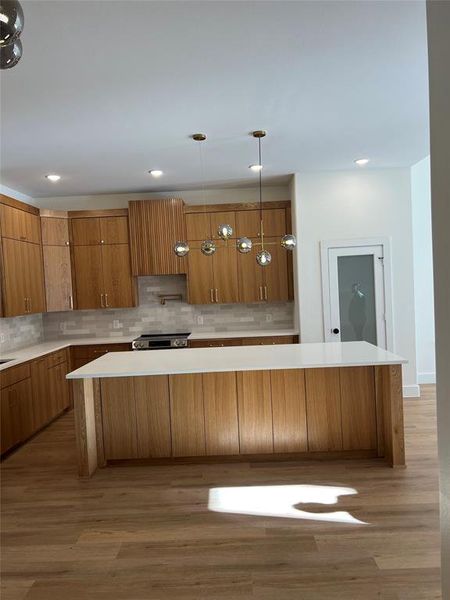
<box><xmin>320</xmin><ymin>237</ymin><xmax>395</xmax><ymax>351</ymax></box>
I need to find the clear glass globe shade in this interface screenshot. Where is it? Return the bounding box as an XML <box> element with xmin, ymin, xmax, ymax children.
<box><xmin>217</xmin><ymin>223</ymin><xmax>233</xmax><ymax>240</ymax></box>
<box><xmin>173</xmin><ymin>241</ymin><xmax>189</xmax><ymax>257</ymax></box>
<box><xmin>201</xmin><ymin>239</ymin><xmax>216</xmax><ymax>256</ymax></box>
<box><xmin>256</xmin><ymin>249</ymin><xmax>272</xmax><ymax>266</ymax></box>
<box><xmin>236</xmin><ymin>237</ymin><xmax>252</xmax><ymax>253</ymax></box>
<box><xmin>281</xmin><ymin>234</ymin><xmax>297</xmax><ymax>250</ymax></box>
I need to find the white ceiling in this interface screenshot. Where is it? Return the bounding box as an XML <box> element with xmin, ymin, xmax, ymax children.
<box><xmin>0</xmin><ymin>0</ymin><xmax>429</xmax><ymax>198</ymax></box>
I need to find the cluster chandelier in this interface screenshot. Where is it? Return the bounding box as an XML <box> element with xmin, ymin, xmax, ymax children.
<box><xmin>173</xmin><ymin>130</ymin><xmax>296</xmax><ymax>266</ymax></box>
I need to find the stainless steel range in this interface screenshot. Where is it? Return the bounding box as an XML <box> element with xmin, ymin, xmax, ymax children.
<box><xmin>132</xmin><ymin>332</ymin><xmax>190</xmax><ymax>351</ymax></box>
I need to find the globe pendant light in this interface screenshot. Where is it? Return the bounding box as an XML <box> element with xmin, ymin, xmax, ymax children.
<box><xmin>252</xmin><ymin>131</ymin><xmax>271</xmax><ymax>267</ymax></box>
<box><xmin>0</xmin><ymin>34</ymin><xmax>21</xmax><ymax>68</ymax></box>
<box><xmin>201</xmin><ymin>239</ymin><xmax>216</xmax><ymax>256</ymax></box>
<box><xmin>174</xmin><ymin>240</ymin><xmax>189</xmax><ymax>257</ymax></box>
<box><xmin>281</xmin><ymin>234</ymin><xmax>297</xmax><ymax>250</ymax></box>
<box><xmin>0</xmin><ymin>0</ymin><xmax>24</xmax><ymax>69</ymax></box>
<box><xmin>256</xmin><ymin>249</ymin><xmax>272</xmax><ymax>266</ymax></box>
<box><xmin>217</xmin><ymin>223</ymin><xmax>233</xmax><ymax>240</ymax></box>
<box><xmin>237</xmin><ymin>237</ymin><xmax>252</xmax><ymax>253</ymax></box>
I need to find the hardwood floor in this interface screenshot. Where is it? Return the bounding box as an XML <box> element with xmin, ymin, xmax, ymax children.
<box><xmin>1</xmin><ymin>385</ymin><xmax>441</xmax><ymax>599</ymax></box>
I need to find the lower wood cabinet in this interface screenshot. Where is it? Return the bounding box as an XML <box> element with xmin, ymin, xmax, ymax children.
<box><xmin>70</xmin><ymin>343</ymin><xmax>131</xmax><ymax>370</ymax></box>
<box><xmin>97</xmin><ymin>366</ymin><xmax>378</xmax><ymax>462</ymax></box>
<box><xmin>1</xmin><ymin>378</ymin><xmax>33</xmax><ymax>454</ymax></box>
<box><xmin>189</xmin><ymin>335</ymin><xmax>297</xmax><ymax>348</ymax></box>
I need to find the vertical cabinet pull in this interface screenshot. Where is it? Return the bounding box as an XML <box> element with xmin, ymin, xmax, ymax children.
<box><xmin>215</xmin><ymin>289</ymin><xmax>219</xmax><ymax>303</ymax></box>
<box><xmin>105</xmin><ymin>293</ymin><xmax>109</xmax><ymax>308</ymax></box>
<box><xmin>69</xmin><ymin>295</ymin><xmax>73</xmax><ymax>310</ymax></box>
<box><xmin>29</xmin><ymin>297</ymin><xmax>32</xmax><ymax>312</ymax></box>
<box><xmin>24</xmin><ymin>298</ymin><xmax>28</xmax><ymax>312</ymax></box>
<box><xmin>210</xmin><ymin>288</ymin><xmax>214</xmax><ymax>303</ymax></box>
<box><xmin>264</xmin><ymin>286</ymin><xmax>268</xmax><ymax>301</ymax></box>
<box><xmin>100</xmin><ymin>293</ymin><xmax>105</xmax><ymax>308</ymax></box>
<box><xmin>259</xmin><ymin>286</ymin><xmax>263</xmax><ymax>301</ymax></box>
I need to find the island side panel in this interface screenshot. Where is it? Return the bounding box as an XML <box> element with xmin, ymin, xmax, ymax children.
<box><xmin>377</xmin><ymin>364</ymin><xmax>405</xmax><ymax>467</ymax></box>
<box><xmin>73</xmin><ymin>378</ymin><xmax>99</xmax><ymax>478</ymax></box>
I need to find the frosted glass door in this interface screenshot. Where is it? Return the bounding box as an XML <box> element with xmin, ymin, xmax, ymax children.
<box><xmin>326</xmin><ymin>245</ymin><xmax>387</xmax><ymax>348</ymax></box>
<box><xmin>337</xmin><ymin>255</ymin><xmax>377</xmax><ymax>344</ymax></box>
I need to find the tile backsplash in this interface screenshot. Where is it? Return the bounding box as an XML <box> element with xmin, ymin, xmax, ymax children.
<box><xmin>43</xmin><ymin>276</ymin><xmax>294</xmax><ymax>340</ymax></box>
<box><xmin>0</xmin><ymin>313</ymin><xmax>44</xmax><ymax>354</ymax></box>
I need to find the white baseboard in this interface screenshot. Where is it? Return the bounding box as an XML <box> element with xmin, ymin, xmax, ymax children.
<box><xmin>403</xmin><ymin>384</ymin><xmax>421</xmax><ymax>398</ymax></box>
<box><xmin>418</xmin><ymin>372</ymin><xmax>436</xmax><ymax>384</ymax></box>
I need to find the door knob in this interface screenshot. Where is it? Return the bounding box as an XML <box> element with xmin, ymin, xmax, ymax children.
<box><xmin>332</xmin><ymin>328</ymin><xmax>340</xmax><ymax>334</ymax></box>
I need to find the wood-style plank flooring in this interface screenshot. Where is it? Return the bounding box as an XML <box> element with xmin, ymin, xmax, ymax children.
<box><xmin>1</xmin><ymin>385</ymin><xmax>441</xmax><ymax>599</ymax></box>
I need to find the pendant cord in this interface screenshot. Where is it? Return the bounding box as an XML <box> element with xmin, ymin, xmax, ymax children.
<box><xmin>259</xmin><ymin>136</ymin><xmax>264</xmax><ymax>249</ymax></box>
<box><xmin>198</xmin><ymin>139</ymin><xmax>212</xmax><ymax>238</ymax></box>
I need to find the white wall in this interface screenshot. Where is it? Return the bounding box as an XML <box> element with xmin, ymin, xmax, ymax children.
<box><xmin>292</xmin><ymin>168</ymin><xmax>418</xmax><ymax>395</ymax></box>
<box><xmin>30</xmin><ymin>185</ymin><xmax>290</xmax><ymax>211</ymax></box>
<box><xmin>411</xmin><ymin>156</ymin><xmax>436</xmax><ymax>384</ymax></box>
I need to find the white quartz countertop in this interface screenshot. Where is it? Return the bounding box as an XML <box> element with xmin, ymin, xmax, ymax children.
<box><xmin>66</xmin><ymin>341</ymin><xmax>406</xmax><ymax>379</ymax></box>
<box><xmin>0</xmin><ymin>330</ymin><xmax>298</xmax><ymax>372</ymax></box>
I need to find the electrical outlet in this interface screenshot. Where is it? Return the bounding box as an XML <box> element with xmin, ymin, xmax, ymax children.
<box><xmin>265</xmin><ymin>313</ymin><xmax>273</xmax><ymax>323</ymax></box>
<box><xmin>113</xmin><ymin>320</ymin><xmax>121</xmax><ymax>329</ymax></box>
<box><xmin>197</xmin><ymin>315</ymin><xmax>204</xmax><ymax>325</ymax></box>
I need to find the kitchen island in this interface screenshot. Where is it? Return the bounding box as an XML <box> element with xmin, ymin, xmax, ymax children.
<box><xmin>67</xmin><ymin>341</ymin><xmax>407</xmax><ymax>477</ymax></box>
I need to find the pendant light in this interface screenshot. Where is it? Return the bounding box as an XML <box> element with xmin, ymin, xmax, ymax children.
<box><xmin>0</xmin><ymin>0</ymin><xmax>25</xmax><ymax>69</ymax></box>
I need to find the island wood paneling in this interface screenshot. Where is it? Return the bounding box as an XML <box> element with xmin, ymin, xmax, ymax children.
<box><xmin>236</xmin><ymin>370</ymin><xmax>273</xmax><ymax>454</ymax></box>
<box><xmin>271</xmin><ymin>369</ymin><xmax>308</xmax><ymax>452</ymax></box>
<box><xmin>376</xmin><ymin>364</ymin><xmax>405</xmax><ymax>467</ymax></box>
<box><xmin>203</xmin><ymin>372</ymin><xmax>239</xmax><ymax>455</ymax></box>
<box><xmin>101</xmin><ymin>377</ymin><xmax>138</xmax><ymax>459</ymax></box>
<box><xmin>305</xmin><ymin>368</ymin><xmax>343</xmax><ymax>452</ymax></box>
<box><xmin>340</xmin><ymin>366</ymin><xmax>377</xmax><ymax>450</ymax></box>
<box><xmin>169</xmin><ymin>374</ymin><xmax>206</xmax><ymax>457</ymax></box>
<box><xmin>128</xmin><ymin>199</ymin><xmax>186</xmax><ymax>276</ymax></box>
<box><xmin>134</xmin><ymin>376</ymin><xmax>171</xmax><ymax>458</ymax></box>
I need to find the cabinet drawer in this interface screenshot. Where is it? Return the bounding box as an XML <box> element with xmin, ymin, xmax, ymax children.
<box><xmin>189</xmin><ymin>339</ymin><xmax>242</xmax><ymax>348</ymax></box>
<box><xmin>47</xmin><ymin>349</ymin><xmax>67</xmax><ymax>367</ymax></box>
<box><xmin>0</xmin><ymin>363</ymin><xmax>31</xmax><ymax>389</ymax></box>
<box><xmin>70</xmin><ymin>343</ymin><xmax>131</xmax><ymax>361</ymax></box>
<box><xmin>242</xmin><ymin>336</ymin><xmax>295</xmax><ymax>346</ymax></box>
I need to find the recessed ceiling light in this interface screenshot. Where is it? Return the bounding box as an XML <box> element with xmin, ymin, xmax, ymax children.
<box><xmin>149</xmin><ymin>170</ymin><xmax>163</xmax><ymax>177</ymax></box>
<box><xmin>354</xmin><ymin>158</ymin><xmax>370</xmax><ymax>166</ymax></box>
<box><xmin>249</xmin><ymin>164</ymin><xmax>263</xmax><ymax>172</ymax></box>
<box><xmin>45</xmin><ymin>174</ymin><xmax>61</xmax><ymax>182</ymax></box>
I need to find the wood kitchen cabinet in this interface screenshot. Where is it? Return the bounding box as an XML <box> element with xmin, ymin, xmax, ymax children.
<box><xmin>235</xmin><ymin>208</ymin><xmax>286</xmax><ymax>238</ymax></box>
<box><xmin>187</xmin><ymin>242</ymin><xmax>239</xmax><ymax>304</ymax></box>
<box><xmin>185</xmin><ymin>211</ymin><xmax>237</xmax><ymax>241</ymax></box>
<box><xmin>128</xmin><ymin>199</ymin><xmax>186</xmax><ymax>276</ymax></box>
<box><xmin>1</xmin><ymin>377</ymin><xmax>33</xmax><ymax>454</ymax></box>
<box><xmin>1</xmin><ymin>196</ymin><xmax>46</xmax><ymax>317</ymax></box>
<box><xmin>41</xmin><ymin>213</ymin><xmax>73</xmax><ymax>312</ymax></box>
<box><xmin>70</xmin><ymin>210</ymin><xmax>135</xmax><ymax>310</ymax></box>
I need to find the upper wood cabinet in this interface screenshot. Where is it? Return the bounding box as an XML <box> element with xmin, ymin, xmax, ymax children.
<box><xmin>70</xmin><ymin>214</ymin><xmax>129</xmax><ymax>245</ymax></box>
<box><xmin>40</xmin><ymin>213</ymin><xmax>73</xmax><ymax>312</ymax></box>
<box><xmin>128</xmin><ymin>199</ymin><xmax>186</xmax><ymax>276</ymax></box>
<box><xmin>1</xmin><ymin>196</ymin><xmax>46</xmax><ymax>317</ymax></box>
<box><xmin>70</xmin><ymin>211</ymin><xmax>135</xmax><ymax>310</ymax></box>
<box><xmin>187</xmin><ymin>242</ymin><xmax>239</xmax><ymax>304</ymax></box>
<box><xmin>0</xmin><ymin>201</ymin><xmax>41</xmax><ymax>244</ymax></box>
<box><xmin>235</xmin><ymin>208</ymin><xmax>286</xmax><ymax>238</ymax></box>
<box><xmin>186</xmin><ymin>211</ymin><xmax>237</xmax><ymax>241</ymax></box>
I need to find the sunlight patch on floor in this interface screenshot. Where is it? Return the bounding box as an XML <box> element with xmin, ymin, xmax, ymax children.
<box><xmin>208</xmin><ymin>484</ymin><xmax>368</xmax><ymax>524</ymax></box>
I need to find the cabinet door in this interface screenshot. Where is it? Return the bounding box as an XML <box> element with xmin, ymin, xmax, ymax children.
<box><xmin>101</xmin><ymin>244</ymin><xmax>134</xmax><ymax>308</ymax></box>
<box><xmin>235</xmin><ymin>209</ymin><xmax>286</xmax><ymax>238</ymax></box>
<box><xmin>48</xmin><ymin>362</ymin><xmax>70</xmax><ymax>415</ymax></box>
<box><xmin>185</xmin><ymin>213</ymin><xmax>211</xmax><ymax>241</ymax></box>
<box><xmin>101</xmin><ymin>377</ymin><xmax>138</xmax><ymax>459</ymax></box>
<box><xmin>203</xmin><ymin>372</ymin><xmax>239</xmax><ymax>455</ymax></box>
<box><xmin>41</xmin><ymin>217</ymin><xmax>70</xmax><ymax>246</ymax></box>
<box><xmin>100</xmin><ymin>216</ymin><xmax>129</xmax><ymax>244</ymax></box>
<box><xmin>169</xmin><ymin>374</ymin><xmax>205</xmax><ymax>457</ymax></box>
<box><xmin>31</xmin><ymin>356</ymin><xmax>50</xmax><ymax>430</ymax></box>
<box><xmin>213</xmin><ymin>244</ymin><xmax>239</xmax><ymax>304</ymax></box>
<box><xmin>271</xmin><ymin>369</ymin><xmax>307</xmax><ymax>452</ymax></box>
<box><xmin>72</xmin><ymin>245</ymin><xmax>103</xmax><ymax>309</ymax></box>
<box><xmin>340</xmin><ymin>367</ymin><xmax>377</xmax><ymax>450</ymax></box>
<box><xmin>134</xmin><ymin>376</ymin><xmax>171</xmax><ymax>458</ymax></box>
<box><xmin>1</xmin><ymin>237</ymin><xmax>27</xmax><ymax>316</ymax></box>
<box><xmin>25</xmin><ymin>242</ymin><xmax>46</xmax><ymax>314</ymax></box>
<box><xmin>71</xmin><ymin>218</ymin><xmax>101</xmax><ymax>245</ymax></box>
<box><xmin>305</xmin><ymin>368</ymin><xmax>343</xmax><ymax>451</ymax></box>
<box><xmin>0</xmin><ymin>204</ymin><xmax>41</xmax><ymax>244</ymax></box>
<box><xmin>242</xmin><ymin>336</ymin><xmax>295</xmax><ymax>346</ymax></box>
<box><xmin>42</xmin><ymin>245</ymin><xmax>73</xmax><ymax>311</ymax></box>
<box><xmin>187</xmin><ymin>249</ymin><xmax>215</xmax><ymax>304</ymax></box>
<box><xmin>237</xmin><ymin>370</ymin><xmax>273</xmax><ymax>454</ymax></box>
<box><xmin>263</xmin><ymin>237</ymin><xmax>289</xmax><ymax>302</ymax></box>
<box><xmin>1</xmin><ymin>387</ymin><xmax>14</xmax><ymax>453</ymax></box>
<box><xmin>2</xmin><ymin>379</ymin><xmax>34</xmax><ymax>449</ymax></box>
<box><xmin>211</xmin><ymin>211</ymin><xmax>236</xmax><ymax>240</ymax></box>
<box><xmin>128</xmin><ymin>199</ymin><xmax>186</xmax><ymax>275</ymax></box>
<box><xmin>237</xmin><ymin>242</ymin><xmax>264</xmax><ymax>303</ymax></box>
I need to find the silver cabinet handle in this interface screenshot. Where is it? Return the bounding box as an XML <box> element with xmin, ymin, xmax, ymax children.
<box><xmin>24</xmin><ymin>298</ymin><xmax>28</xmax><ymax>312</ymax></box>
<box><xmin>259</xmin><ymin>286</ymin><xmax>263</xmax><ymax>301</ymax></box>
<box><xmin>210</xmin><ymin>288</ymin><xmax>214</xmax><ymax>303</ymax></box>
<box><xmin>215</xmin><ymin>288</ymin><xmax>218</xmax><ymax>303</ymax></box>
<box><xmin>100</xmin><ymin>293</ymin><xmax>104</xmax><ymax>308</ymax></box>
<box><xmin>29</xmin><ymin>297</ymin><xmax>32</xmax><ymax>312</ymax></box>
<box><xmin>105</xmin><ymin>293</ymin><xmax>109</xmax><ymax>308</ymax></box>
<box><xmin>69</xmin><ymin>295</ymin><xmax>73</xmax><ymax>310</ymax></box>
<box><xmin>264</xmin><ymin>286</ymin><xmax>268</xmax><ymax>301</ymax></box>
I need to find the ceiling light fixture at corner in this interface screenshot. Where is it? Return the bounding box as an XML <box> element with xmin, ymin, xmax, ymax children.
<box><xmin>45</xmin><ymin>174</ymin><xmax>61</xmax><ymax>182</ymax></box>
<box><xmin>249</xmin><ymin>164</ymin><xmax>263</xmax><ymax>172</ymax></box>
<box><xmin>354</xmin><ymin>158</ymin><xmax>370</xmax><ymax>166</ymax></box>
<box><xmin>149</xmin><ymin>169</ymin><xmax>163</xmax><ymax>178</ymax></box>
